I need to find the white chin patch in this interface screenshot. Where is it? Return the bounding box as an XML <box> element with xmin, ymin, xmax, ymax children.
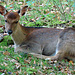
<box><xmin>4</xmin><ymin>33</ymin><xmax>9</xmax><ymax>35</ymax></box>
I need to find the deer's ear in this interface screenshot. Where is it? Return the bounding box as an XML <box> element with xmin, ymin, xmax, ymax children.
<box><xmin>17</xmin><ymin>5</ymin><xmax>28</xmax><ymax>16</ymax></box>
<box><xmin>0</xmin><ymin>5</ymin><xmax>8</xmax><ymax>16</ymax></box>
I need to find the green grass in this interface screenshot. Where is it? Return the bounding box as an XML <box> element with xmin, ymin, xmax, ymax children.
<box><xmin>0</xmin><ymin>0</ymin><xmax>75</xmax><ymax>27</ymax></box>
<box><xmin>0</xmin><ymin>0</ymin><xmax>75</xmax><ymax>74</ymax></box>
<box><xmin>0</xmin><ymin>36</ymin><xmax>75</xmax><ymax>75</ymax></box>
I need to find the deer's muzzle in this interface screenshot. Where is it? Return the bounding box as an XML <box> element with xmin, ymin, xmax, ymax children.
<box><xmin>7</xmin><ymin>29</ymin><xmax>13</xmax><ymax>35</ymax></box>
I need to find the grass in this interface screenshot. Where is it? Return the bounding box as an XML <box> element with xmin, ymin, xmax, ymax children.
<box><xmin>0</xmin><ymin>0</ymin><xmax>75</xmax><ymax>74</ymax></box>
<box><xmin>0</xmin><ymin>36</ymin><xmax>75</xmax><ymax>75</ymax></box>
<box><xmin>0</xmin><ymin>0</ymin><xmax>75</xmax><ymax>27</ymax></box>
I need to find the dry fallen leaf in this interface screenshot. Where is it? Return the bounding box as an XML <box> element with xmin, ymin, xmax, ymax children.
<box><xmin>17</xmin><ymin>57</ymin><xmax>19</xmax><ymax>60</ymax></box>
<box><xmin>34</xmin><ymin>60</ymin><xmax>36</xmax><ymax>64</ymax></box>
<box><xmin>10</xmin><ymin>59</ymin><xmax>18</xmax><ymax>63</ymax></box>
<box><xmin>15</xmin><ymin>63</ymin><xmax>21</xmax><ymax>69</ymax></box>
<box><xmin>69</xmin><ymin>60</ymin><xmax>74</xmax><ymax>65</ymax></box>
<box><xmin>37</xmin><ymin>70</ymin><xmax>45</xmax><ymax>75</ymax></box>
<box><xmin>3</xmin><ymin>62</ymin><xmax>8</xmax><ymax>66</ymax></box>
<box><xmin>24</xmin><ymin>59</ymin><xmax>30</xmax><ymax>64</ymax></box>
<box><xmin>3</xmin><ymin>51</ymin><xmax>10</xmax><ymax>55</ymax></box>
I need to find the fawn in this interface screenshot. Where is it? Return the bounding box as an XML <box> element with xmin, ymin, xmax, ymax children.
<box><xmin>0</xmin><ymin>5</ymin><xmax>62</xmax><ymax>56</ymax></box>
<box><xmin>0</xmin><ymin>5</ymin><xmax>75</xmax><ymax>61</ymax></box>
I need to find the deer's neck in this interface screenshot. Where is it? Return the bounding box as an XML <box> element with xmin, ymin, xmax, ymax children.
<box><xmin>11</xmin><ymin>24</ymin><xmax>26</xmax><ymax>46</ymax></box>
<box><xmin>11</xmin><ymin>24</ymin><xmax>41</xmax><ymax>46</ymax></box>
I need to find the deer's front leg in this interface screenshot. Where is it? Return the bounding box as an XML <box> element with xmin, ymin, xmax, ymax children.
<box><xmin>14</xmin><ymin>45</ymin><xmax>23</xmax><ymax>52</ymax></box>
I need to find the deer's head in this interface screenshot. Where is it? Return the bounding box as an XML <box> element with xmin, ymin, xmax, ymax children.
<box><xmin>0</xmin><ymin>5</ymin><xmax>28</xmax><ymax>35</ymax></box>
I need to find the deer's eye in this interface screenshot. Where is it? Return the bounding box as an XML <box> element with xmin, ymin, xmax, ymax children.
<box><xmin>15</xmin><ymin>21</ymin><xmax>18</xmax><ymax>24</ymax></box>
<box><xmin>5</xmin><ymin>20</ymin><xmax>7</xmax><ymax>22</ymax></box>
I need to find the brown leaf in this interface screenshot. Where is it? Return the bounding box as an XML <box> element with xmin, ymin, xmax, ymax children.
<box><xmin>11</xmin><ymin>59</ymin><xmax>17</xmax><ymax>63</ymax></box>
<box><xmin>37</xmin><ymin>70</ymin><xmax>45</xmax><ymax>75</ymax></box>
<box><xmin>9</xmin><ymin>2</ymin><xmax>13</xmax><ymax>5</ymax></box>
<box><xmin>17</xmin><ymin>57</ymin><xmax>19</xmax><ymax>60</ymax></box>
<box><xmin>29</xmin><ymin>19</ymin><xmax>35</xmax><ymax>22</ymax></box>
<box><xmin>45</xmin><ymin>10</ymin><xmax>49</xmax><ymax>14</ymax></box>
<box><xmin>9</xmin><ymin>7</ymin><xmax>13</xmax><ymax>9</ymax></box>
<box><xmin>3</xmin><ymin>62</ymin><xmax>8</xmax><ymax>66</ymax></box>
<box><xmin>0</xmin><ymin>25</ymin><xmax>4</xmax><ymax>28</ymax></box>
<box><xmin>24</xmin><ymin>59</ymin><xmax>30</xmax><ymax>64</ymax></box>
<box><xmin>34</xmin><ymin>60</ymin><xmax>36</xmax><ymax>64</ymax></box>
<box><xmin>53</xmin><ymin>5</ymin><xmax>57</xmax><ymax>8</ymax></box>
<box><xmin>69</xmin><ymin>60</ymin><xmax>73</xmax><ymax>65</ymax></box>
<box><xmin>0</xmin><ymin>69</ymin><xmax>4</xmax><ymax>72</ymax></box>
<box><xmin>15</xmin><ymin>63</ymin><xmax>21</xmax><ymax>69</ymax></box>
<box><xmin>3</xmin><ymin>51</ymin><xmax>10</xmax><ymax>55</ymax></box>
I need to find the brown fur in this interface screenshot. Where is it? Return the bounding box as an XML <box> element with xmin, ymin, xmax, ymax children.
<box><xmin>7</xmin><ymin>12</ymin><xmax>19</xmax><ymax>19</ymax></box>
<box><xmin>57</xmin><ymin>28</ymin><xmax>75</xmax><ymax>60</ymax></box>
<box><xmin>12</xmin><ymin>24</ymin><xmax>62</xmax><ymax>55</ymax></box>
<box><xmin>31</xmin><ymin>27</ymin><xmax>75</xmax><ymax>61</ymax></box>
<box><xmin>1</xmin><ymin>5</ymin><xmax>75</xmax><ymax>61</ymax></box>
<box><xmin>0</xmin><ymin>5</ymin><xmax>62</xmax><ymax>56</ymax></box>
<box><xmin>21</xmin><ymin>6</ymin><xmax>28</xmax><ymax>16</ymax></box>
<box><xmin>0</xmin><ymin>5</ymin><xmax>8</xmax><ymax>15</ymax></box>
<box><xmin>46</xmin><ymin>27</ymin><xmax>75</xmax><ymax>61</ymax></box>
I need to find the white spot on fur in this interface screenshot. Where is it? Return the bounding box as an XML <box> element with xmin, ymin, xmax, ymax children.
<box><xmin>55</xmin><ymin>39</ymin><xmax>60</xmax><ymax>54</ymax></box>
<box><xmin>45</xmin><ymin>58</ymin><xmax>51</xmax><ymax>60</ymax></box>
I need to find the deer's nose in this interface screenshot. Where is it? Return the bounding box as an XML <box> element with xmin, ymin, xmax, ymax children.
<box><xmin>8</xmin><ymin>30</ymin><xmax>12</xmax><ymax>34</ymax></box>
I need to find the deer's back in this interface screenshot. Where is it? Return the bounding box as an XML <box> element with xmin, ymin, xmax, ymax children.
<box><xmin>27</xmin><ymin>28</ymin><xmax>62</xmax><ymax>43</ymax></box>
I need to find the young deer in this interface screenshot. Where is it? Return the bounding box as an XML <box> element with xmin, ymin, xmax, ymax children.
<box><xmin>0</xmin><ymin>5</ymin><xmax>62</xmax><ymax>56</ymax></box>
<box><xmin>30</xmin><ymin>27</ymin><xmax>75</xmax><ymax>62</ymax></box>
